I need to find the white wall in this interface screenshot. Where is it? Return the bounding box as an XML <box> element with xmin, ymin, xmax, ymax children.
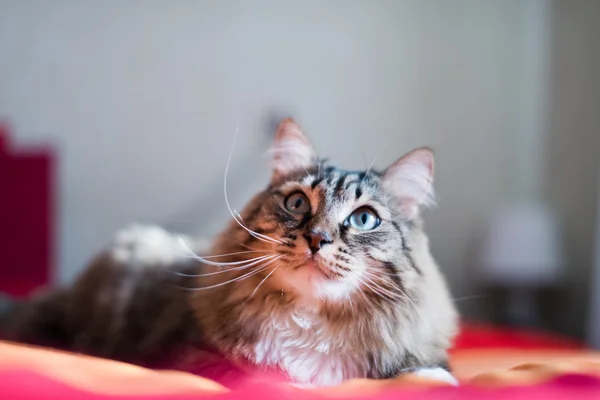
<box><xmin>0</xmin><ymin>1</ymin><xmax>550</xmax><ymax>305</ymax></box>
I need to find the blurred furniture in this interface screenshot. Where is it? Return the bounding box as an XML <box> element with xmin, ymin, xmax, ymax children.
<box><xmin>0</xmin><ymin>122</ymin><xmax>55</xmax><ymax>297</ymax></box>
<box><xmin>454</xmin><ymin>322</ymin><xmax>583</xmax><ymax>351</ymax></box>
<box><xmin>477</xmin><ymin>203</ymin><xmax>564</xmax><ymax>328</ymax></box>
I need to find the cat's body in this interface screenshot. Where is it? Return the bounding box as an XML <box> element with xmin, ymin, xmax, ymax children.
<box><xmin>0</xmin><ymin>119</ymin><xmax>458</xmax><ymax>387</ymax></box>
<box><xmin>0</xmin><ymin>232</ymin><xmax>202</xmax><ymax>366</ymax></box>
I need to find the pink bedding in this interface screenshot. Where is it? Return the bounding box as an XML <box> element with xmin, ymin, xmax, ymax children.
<box><xmin>2</xmin><ymin>341</ymin><xmax>600</xmax><ymax>399</ymax></box>
<box><xmin>2</xmin><ymin>369</ymin><xmax>600</xmax><ymax>400</ymax></box>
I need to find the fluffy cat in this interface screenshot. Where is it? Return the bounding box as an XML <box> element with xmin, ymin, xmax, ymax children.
<box><xmin>0</xmin><ymin>119</ymin><xmax>458</xmax><ymax>387</ymax></box>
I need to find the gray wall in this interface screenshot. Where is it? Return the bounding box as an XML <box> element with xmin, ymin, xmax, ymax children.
<box><xmin>0</xmin><ymin>1</ymin><xmax>551</xmax><ymax>313</ymax></box>
<box><xmin>545</xmin><ymin>0</ymin><xmax>600</xmax><ymax>338</ymax></box>
<box><xmin>588</xmin><ymin>171</ymin><xmax>600</xmax><ymax>346</ymax></box>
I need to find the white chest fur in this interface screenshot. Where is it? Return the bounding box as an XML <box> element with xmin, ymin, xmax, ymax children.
<box><xmin>251</xmin><ymin>310</ymin><xmax>368</xmax><ymax>387</ymax></box>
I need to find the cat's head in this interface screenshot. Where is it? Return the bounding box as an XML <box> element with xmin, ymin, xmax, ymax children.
<box><xmin>215</xmin><ymin>118</ymin><xmax>439</xmax><ymax>305</ymax></box>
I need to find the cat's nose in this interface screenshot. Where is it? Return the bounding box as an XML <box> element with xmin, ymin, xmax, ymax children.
<box><xmin>304</xmin><ymin>230</ymin><xmax>333</xmax><ymax>253</ymax></box>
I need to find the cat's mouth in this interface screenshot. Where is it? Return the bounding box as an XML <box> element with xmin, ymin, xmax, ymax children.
<box><xmin>302</xmin><ymin>257</ymin><xmax>337</xmax><ymax>280</ymax></box>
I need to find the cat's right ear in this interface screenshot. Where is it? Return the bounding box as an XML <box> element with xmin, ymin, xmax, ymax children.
<box><xmin>382</xmin><ymin>147</ymin><xmax>436</xmax><ymax>219</ymax></box>
<box><xmin>269</xmin><ymin>118</ymin><xmax>317</xmax><ymax>181</ymax></box>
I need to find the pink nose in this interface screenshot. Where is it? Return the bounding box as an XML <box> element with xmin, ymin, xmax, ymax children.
<box><xmin>304</xmin><ymin>230</ymin><xmax>332</xmax><ymax>253</ymax></box>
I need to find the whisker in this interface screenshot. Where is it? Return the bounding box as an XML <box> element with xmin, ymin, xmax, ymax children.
<box><xmin>356</xmin><ymin>285</ymin><xmax>372</xmax><ymax>305</ymax></box>
<box><xmin>249</xmin><ymin>264</ymin><xmax>280</xmax><ymax>298</ymax></box>
<box><xmin>169</xmin><ymin>255</ymin><xmax>280</xmax><ymax>277</ymax></box>
<box><xmin>452</xmin><ymin>294</ymin><xmax>490</xmax><ymax>303</ymax></box>
<box><xmin>361</xmin><ymin>151</ymin><xmax>368</xmax><ymax>170</ymax></box>
<box><xmin>223</xmin><ymin>126</ymin><xmax>284</xmax><ymax>245</ymax></box>
<box><xmin>360</xmin><ymin>278</ymin><xmax>401</xmax><ymax>302</ymax></box>
<box><xmin>361</xmin><ymin>149</ymin><xmax>382</xmax><ymax>184</ymax></box>
<box><xmin>182</xmin><ymin>256</ymin><xmax>282</xmax><ymax>291</ymax></box>
<box><xmin>162</xmin><ymin>238</ymin><xmax>271</xmax><ymax>261</ymax></box>
<box><xmin>317</xmin><ymin>159</ymin><xmax>322</xmax><ymax>180</ymax></box>
<box><xmin>345</xmin><ymin>286</ymin><xmax>356</xmax><ymax>315</ymax></box>
<box><xmin>173</xmin><ymin>251</ymin><xmax>274</xmax><ymax>266</ymax></box>
<box><xmin>177</xmin><ymin>237</ymin><xmax>275</xmax><ymax>266</ymax></box>
<box><xmin>233</xmin><ymin>210</ymin><xmax>283</xmax><ymax>245</ymax></box>
<box><xmin>362</xmin><ymin>283</ymin><xmax>408</xmax><ymax>309</ymax></box>
<box><xmin>361</xmin><ymin>273</ymin><xmax>407</xmax><ymax>302</ymax></box>
<box><xmin>358</xmin><ymin>281</ymin><xmax>397</xmax><ymax>304</ymax></box>
<box><xmin>190</xmin><ymin>250</ymin><xmax>273</xmax><ymax>259</ymax></box>
<box><xmin>362</xmin><ymin>271</ymin><xmax>420</xmax><ymax>316</ymax></box>
<box><xmin>225</xmin><ymin>239</ymin><xmax>265</xmax><ymax>252</ymax></box>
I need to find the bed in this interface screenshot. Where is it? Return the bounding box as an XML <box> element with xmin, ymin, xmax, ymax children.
<box><xmin>1</xmin><ymin>323</ymin><xmax>599</xmax><ymax>399</ymax></box>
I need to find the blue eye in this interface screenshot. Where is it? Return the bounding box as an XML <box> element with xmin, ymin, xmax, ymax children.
<box><xmin>348</xmin><ymin>207</ymin><xmax>380</xmax><ymax>231</ymax></box>
<box><xmin>284</xmin><ymin>193</ymin><xmax>311</xmax><ymax>214</ymax></box>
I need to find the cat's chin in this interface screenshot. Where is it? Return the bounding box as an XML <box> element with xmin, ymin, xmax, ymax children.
<box><xmin>275</xmin><ymin>261</ymin><xmax>355</xmax><ymax>303</ymax></box>
<box><xmin>303</xmin><ymin>260</ymin><xmax>334</xmax><ymax>280</ymax></box>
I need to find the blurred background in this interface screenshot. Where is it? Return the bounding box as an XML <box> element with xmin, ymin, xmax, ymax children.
<box><xmin>0</xmin><ymin>1</ymin><xmax>598</xmax><ymax>346</ymax></box>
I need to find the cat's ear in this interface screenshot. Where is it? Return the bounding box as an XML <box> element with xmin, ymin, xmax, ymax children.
<box><xmin>382</xmin><ymin>147</ymin><xmax>435</xmax><ymax>219</ymax></box>
<box><xmin>270</xmin><ymin>118</ymin><xmax>317</xmax><ymax>181</ymax></box>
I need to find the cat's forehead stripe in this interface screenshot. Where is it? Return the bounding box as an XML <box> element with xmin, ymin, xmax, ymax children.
<box><xmin>355</xmin><ymin>187</ymin><xmax>363</xmax><ymax>199</ymax></box>
<box><xmin>333</xmin><ymin>174</ymin><xmax>348</xmax><ymax>195</ymax></box>
<box><xmin>329</xmin><ymin>172</ymin><xmax>366</xmax><ymax>199</ymax></box>
<box><xmin>310</xmin><ymin>177</ymin><xmax>323</xmax><ymax>189</ymax></box>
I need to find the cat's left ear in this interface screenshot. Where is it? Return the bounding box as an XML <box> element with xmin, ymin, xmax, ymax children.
<box><xmin>270</xmin><ymin>118</ymin><xmax>317</xmax><ymax>181</ymax></box>
<box><xmin>382</xmin><ymin>147</ymin><xmax>435</xmax><ymax>219</ymax></box>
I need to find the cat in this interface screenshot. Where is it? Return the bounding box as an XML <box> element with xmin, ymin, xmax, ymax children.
<box><xmin>0</xmin><ymin>118</ymin><xmax>458</xmax><ymax>387</ymax></box>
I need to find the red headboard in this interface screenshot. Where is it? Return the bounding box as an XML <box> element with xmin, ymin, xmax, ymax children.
<box><xmin>0</xmin><ymin>122</ymin><xmax>55</xmax><ymax>297</ymax></box>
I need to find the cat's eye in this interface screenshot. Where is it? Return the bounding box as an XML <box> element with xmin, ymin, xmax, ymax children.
<box><xmin>284</xmin><ymin>192</ymin><xmax>311</xmax><ymax>214</ymax></box>
<box><xmin>347</xmin><ymin>207</ymin><xmax>380</xmax><ymax>231</ymax></box>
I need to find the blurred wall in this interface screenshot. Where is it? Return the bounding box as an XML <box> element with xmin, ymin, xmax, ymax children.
<box><xmin>589</xmin><ymin>172</ymin><xmax>600</xmax><ymax>346</ymax></box>
<box><xmin>0</xmin><ymin>1</ymin><xmax>550</xmax><ymax>313</ymax></box>
<box><xmin>545</xmin><ymin>0</ymin><xmax>600</xmax><ymax>338</ymax></box>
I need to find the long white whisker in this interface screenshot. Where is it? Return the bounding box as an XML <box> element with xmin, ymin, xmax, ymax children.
<box><xmin>361</xmin><ymin>278</ymin><xmax>400</xmax><ymax>301</ymax></box>
<box><xmin>177</xmin><ymin>237</ymin><xmax>275</xmax><ymax>266</ymax></box>
<box><xmin>169</xmin><ymin>255</ymin><xmax>281</xmax><ymax>277</ymax></box>
<box><xmin>183</xmin><ymin>256</ymin><xmax>281</xmax><ymax>291</ymax></box>
<box><xmin>169</xmin><ymin>249</ymin><xmax>273</xmax><ymax>261</ymax></box>
<box><xmin>356</xmin><ymin>284</ymin><xmax>372</xmax><ymax>304</ymax></box>
<box><xmin>361</xmin><ymin>151</ymin><xmax>369</xmax><ymax>170</ymax></box>
<box><xmin>226</xmin><ymin>239</ymin><xmax>265</xmax><ymax>252</ymax></box>
<box><xmin>452</xmin><ymin>294</ymin><xmax>489</xmax><ymax>303</ymax></box>
<box><xmin>356</xmin><ymin>277</ymin><xmax>388</xmax><ymax>301</ymax></box>
<box><xmin>317</xmin><ymin>159</ymin><xmax>322</xmax><ymax>180</ymax></box>
<box><xmin>173</xmin><ymin>251</ymin><xmax>274</xmax><ymax>266</ymax></box>
<box><xmin>361</xmin><ymin>149</ymin><xmax>382</xmax><ymax>184</ymax></box>
<box><xmin>223</xmin><ymin>126</ymin><xmax>283</xmax><ymax>245</ymax></box>
<box><xmin>360</xmin><ymin>273</ymin><xmax>405</xmax><ymax>301</ymax></box>
<box><xmin>361</xmin><ymin>282</ymin><xmax>402</xmax><ymax>305</ymax></box>
<box><xmin>233</xmin><ymin>210</ymin><xmax>281</xmax><ymax>245</ymax></box>
<box><xmin>362</xmin><ymin>272</ymin><xmax>402</xmax><ymax>296</ymax></box>
<box><xmin>192</xmin><ymin>250</ymin><xmax>273</xmax><ymax>259</ymax></box>
<box><xmin>345</xmin><ymin>285</ymin><xmax>356</xmax><ymax>315</ymax></box>
<box><xmin>362</xmin><ymin>271</ymin><xmax>420</xmax><ymax>314</ymax></box>
<box><xmin>249</xmin><ymin>264</ymin><xmax>280</xmax><ymax>298</ymax></box>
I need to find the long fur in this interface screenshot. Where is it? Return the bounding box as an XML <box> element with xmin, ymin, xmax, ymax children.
<box><xmin>0</xmin><ymin>119</ymin><xmax>458</xmax><ymax>387</ymax></box>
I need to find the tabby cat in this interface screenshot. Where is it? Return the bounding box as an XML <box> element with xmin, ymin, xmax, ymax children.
<box><xmin>0</xmin><ymin>119</ymin><xmax>458</xmax><ymax>387</ymax></box>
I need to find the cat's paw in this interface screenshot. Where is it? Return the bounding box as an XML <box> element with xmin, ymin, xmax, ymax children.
<box><xmin>111</xmin><ymin>224</ymin><xmax>209</xmax><ymax>266</ymax></box>
<box><xmin>411</xmin><ymin>367</ymin><xmax>458</xmax><ymax>386</ymax></box>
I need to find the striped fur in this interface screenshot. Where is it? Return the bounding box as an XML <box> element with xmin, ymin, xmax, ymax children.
<box><xmin>0</xmin><ymin>119</ymin><xmax>458</xmax><ymax>387</ymax></box>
